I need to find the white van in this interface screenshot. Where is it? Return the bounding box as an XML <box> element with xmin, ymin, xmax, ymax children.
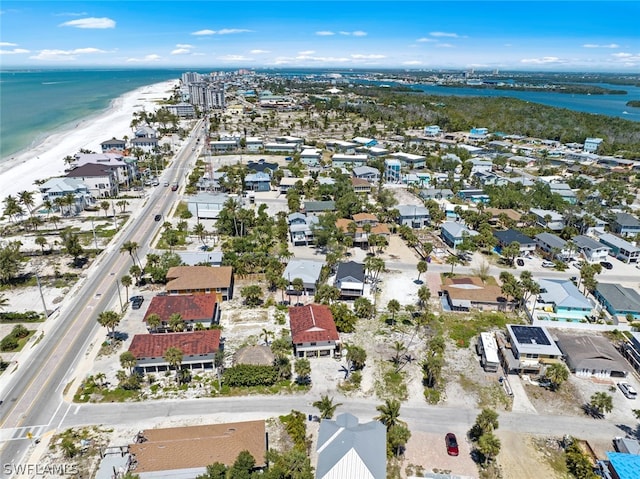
<box><xmin>618</xmin><ymin>382</ymin><xmax>637</xmax><ymax>399</ymax></box>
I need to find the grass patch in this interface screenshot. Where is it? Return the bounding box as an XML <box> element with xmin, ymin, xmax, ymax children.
<box><xmin>443</xmin><ymin>311</ymin><xmax>520</xmax><ymax>348</ymax></box>
<box><xmin>532</xmin><ymin>437</ymin><xmax>570</xmax><ymax>477</ymax></box>
<box><xmin>374</xmin><ymin>361</ymin><xmax>408</xmax><ymax>401</ymax></box>
<box><xmin>459</xmin><ymin>373</ymin><xmax>512</xmax><ymax>410</ymax></box>
<box><xmin>0</xmin><ymin>311</ymin><xmax>44</xmax><ymax>323</ymax></box>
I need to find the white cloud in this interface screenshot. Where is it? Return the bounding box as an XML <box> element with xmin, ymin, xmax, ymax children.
<box><xmin>351</xmin><ymin>54</ymin><xmax>386</xmax><ymax>59</ymax></box>
<box><xmin>126</xmin><ymin>54</ymin><xmax>162</xmax><ymax>63</ymax></box>
<box><xmin>298</xmin><ymin>50</ymin><xmax>315</xmax><ymax>55</ymax></box>
<box><xmin>0</xmin><ymin>47</ymin><xmax>29</xmax><ymax>55</ymax></box>
<box><xmin>171</xmin><ymin>48</ymin><xmax>190</xmax><ymax>55</ymax></box>
<box><xmin>583</xmin><ymin>43</ymin><xmax>619</xmax><ymax>49</ymax></box>
<box><xmin>59</xmin><ymin>17</ymin><xmax>115</xmax><ymax>29</ymax></box>
<box><xmin>416</xmin><ymin>38</ymin><xmax>436</xmax><ymax>43</ymax></box>
<box><xmin>612</xmin><ymin>52</ymin><xmax>640</xmax><ymax>62</ymax></box>
<box><xmin>176</xmin><ymin>43</ymin><xmax>193</xmax><ymax>49</ymax></box>
<box><xmin>436</xmin><ymin>43</ymin><xmax>454</xmax><ymax>48</ymax></box>
<box><xmin>316</xmin><ymin>31</ymin><xmax>335</xmax><ymax>36</ymax></box>
<box><xmin>430</xmin><ymin>31</ymin><xmax>460</xmax><ymax>38</ymax></box>
<box><xmin>192</xmin><ymin>28</ymin><xmax>251</xmax><ymax>36</ymax></box>
<box><xmin>520</xmin><ymin>56</ymin><xmax>565</xmax><ymax>64</ymax></box>
<box><xmin>250</xmin><ymin>49</ymin><xmax>270</xmax><ymax>54</ymax></box>
<box><xmin>339</xmin><ymin>30</ymin><xmax>367</xmax><ymax>36</ymax></box>
<box><xmin>612</xmin><ymin>52</ymin><xmax>633</xmax><ymax>58</ymax></box>
<box><xmin>402</xmin><ymin>60</ymin><xmax>423</xmax><ymax>65</ymax></box>
<box><xmin>30</xmin><ymin>47</ymin><xmax>106</xmax><ymax>61</ymax></box>
<box><xmin>0</xmin><ymin>42</ymin><xmax>17</xmax><ymax>46</ymax></box>
<box><xmin>295</xmin><ymin>54</ymin><xmax>350</xmax><ymax>63</ymax></box>
<box><xmin>218</xmin><ymin>54</ymin><xmax>252</xmax><ymax>61</ymax></box>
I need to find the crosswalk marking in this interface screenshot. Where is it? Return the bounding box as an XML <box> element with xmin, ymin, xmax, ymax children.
<box><xmin>0</xmin><ymin>425</ymin><xmax>48</xmax><ymax>442</ymax></box>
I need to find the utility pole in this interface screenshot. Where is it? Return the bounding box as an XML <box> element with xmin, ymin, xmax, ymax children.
<box><xmin>112</xmin><ymin>201</ymin><xmax>117</xmax><ymax>230</ymax></box>
<box><xmin>90</xmin><ymin>217</ymin><xmax>99</xmax><ymax>250</ymax></box>
<box><xmin>35</xmin><ymin>273</ymin><xmax>48</xmax><ymax>318</ymax></box>
<box><xmin>116</xmin><ymin>280</ymin><xmax>124</xmax><ymax>313</ymax></box>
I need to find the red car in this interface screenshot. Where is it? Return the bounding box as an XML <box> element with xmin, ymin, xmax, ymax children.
<box><xmin>445</xmin><ymin>433</ymin><xmax>459</xmax><ymax>456</ymax></box>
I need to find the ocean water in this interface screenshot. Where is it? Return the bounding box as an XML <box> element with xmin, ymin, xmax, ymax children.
<box><xmin>0</xmin><ymin>69</ymin><xmax>182</xmax><ymax>160</ymax></box>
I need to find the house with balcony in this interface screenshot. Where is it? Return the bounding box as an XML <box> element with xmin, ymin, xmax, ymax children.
<box><xmin>264</xmin><ymin>142</ymin><xmax>298</xmax><ymax>154</ymax></box>
<box><xmin>611</xmin><ymin>212</ymin><xmax>640</xmax><ymax>238</ymax></box>
<box><xmin>535</xmin><ymin>232</ymin><xmax>577</xmax><ymax>260</ymax></box>
<box><xmin>334</xmin><ymin>261</ymin><xmax>365</xmax><ymax>298</ymax></box>
<box><xmin>100</xmin><ymin>137</ymin><xmax>126</xmax><ymax>153</ymax></box>
<box><xmin>468</xmin><ymin>158</ymin><xmax>493</xmax><ymax>174</ymax></box>
<box><xmin>65</xmin><ymin>163</ymin><xmax>119</xmax><ymax>198</ymax></box>
<box><xmin>128</xmin><ymin>329</ymin><xmax>221</xmax><ymax>373</ymax></box>
<box><xmin>325</xmin><ymin>139</ymin><xmax>357</xmax><ymax>154</ymax></box>
<box><xmin>441</xmin><ymin>222</ymin><xmax>477</xmax><ymax>249</ymax></box>
<box><xmin>210</xmin><ymin>140</ymin><xmax>239</xmax><ymax>152</ymax></box>
<box><xmin>598</xmin><ymin>233</ymin><xmax>640</xmax><ymax>263</ymax></box>
<box><xmin>583</xmin><ymin>137</ymin><xmax>603</xmax><ymax>153</ymax></box>
<box><xmin>548</xmin><ymin>182</ymin><xmax>577</xmax><ymax>204</ymax></box>
<box><xmin>384</xmin><ymin>159</ymin><xmax>401</xmax><ymax>183</ymax></box>
<box><xmin>420</xmin><ymin>188</ymin><xmax>454</xmax><ymax>201</ymax></box>
<box><xmin>396</xmin><ymin>204</ymin><xmax>430</xmax><ymax>228</ymax></box>
<box><xmin>572</xmin><ymin>235</ymin><xmax>611</xmax><ymax>263</ymax></box>
<box><xmin>288</xmin><ymin>213</ymin><xmax>319</xmax><ymax>245</ymax></box>
<box><xmin>530</xmin><ymin>208</ymin><xmax>565</xmax><ymax>231</ymax></box>
<box><xmin>351</xmin><ymin>177</ymin><xmax>372</xmax><ymax>194</ymax></box>
<box><xmin>38</xmin><ymin>177</ymin><xmax>93</xmax><ymax>214</ymax></box>
<box><xmin>245</xmin><ymin>136</ymin><xmax>263</xmax><ymax>152</ymax></box>
<box><xmin>289</xmin><ymin>304</ymin><xmax>340</xmax><ymax>358</ymax></box>
<box><xmin>336</xmin><ymin>213</ymin><xmax>390</xmax><ymax>245</ymax></box>
<box><xmin>503</xmin><ymin>324</ymin><xmax>562</xmax><ymax>374</ymax></box>
<box><xmin>366</xmin><ymin>146</ymin><xmax>389</xmax><ymax>159</ymax></box>
<box><xmin>72</xmin><ymin>152</ymin><xmax>137</xmax><ymax>186</ymax></box>
<box><xmin>424</xmin><ymin>125</ymin><xmax>442</xmax><ymax>137</ymax></box>
<box><xmin>441</xmin><ymin>276</ymin><xmax>514</xmax><ymax>312</ymax></box>
<box><xmin>130</xmin><ymin>135</ymin><xmax>159</xmax><ymax>154</ymax></box>
<box><xmin>165</xmin><ymin>265</ymin><xmax>234</xmax><ymax>301</ymax></box>
<box><xmin>535</xmin><ymin>278</ymin><xmax>594</xmax><ymax>322</ymax></box>
<box><xmin>352</xmin><ymin>166</ymin><xmax>380</xmax><ymax>184</ymax></box>
<box><xmin>391</xmin><ymin>152</ymin><xmax>426</xmax><ymax>169</ymax></box>
<box><xmin>494</xmin><ymin>229</ymin><xmax>536</xmax><ymax>254</ymax></box>
<box><xmin>283</xmin><ymin>259</ymin><xmax>324</xmax><ymax>295</ymax></box>
<box><xmin>300</xmin><ymin>148</ymin><xmax>321</xmax><ymax>166</ymax></box>
<box><xmin>331</xmin><ymin>154</ymin><xmax>368</xmax><ymax>169</ymax></box>
<box><xmin>244</xmin><ymin>172</ymin><xmax>272</xmax><ymax>192</ymax></box>
<box><xmin>594</xmin><ymin>283</ymin><xmax>640</xmax><ymax>321</ymax></box>
<box><xmin>143</xmin><ymin>294</ymin><xmax>220</xmax><ymax>332</ymax></box>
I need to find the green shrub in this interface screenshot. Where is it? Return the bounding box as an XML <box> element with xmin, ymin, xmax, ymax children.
<box><xmin>0</xmin><ymin>336</ymin><xmax>19</xmax><ymax>351</ymax></box>
<box><xmin>424</xmin><ymin>388</ymin><xmax>441</xmax><ymax>404</ymax></box>
<box><xmin>223</xmin><ymin>364</ymin><xmax>278</xmax><ymax>387</ymax></box>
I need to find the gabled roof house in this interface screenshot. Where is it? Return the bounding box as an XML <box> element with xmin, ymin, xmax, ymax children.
<box><xmin>143</xmin><ymin>294</ymin><xmax>220</xmax><ymax>331</ymax></box>
<box><xmin>289</xmin><ymin>304</ymin><xmax>340</xmax><ymax>358</ymax></box>
<box><xmin>165</xmin><ymin>266</ymin><xmax>234</xmax><ymax>301</ymax></box>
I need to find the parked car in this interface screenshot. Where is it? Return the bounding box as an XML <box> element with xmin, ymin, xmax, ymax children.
<box><xmin>516</xmin><ymin>258</ymin><xmax>525</xmax><ymax>267</ymax></box>
<box><xmin>154</xmin><ymin>214</ymin><xmax>162</xmax><ymax>222</ymax></box>
<box><xmin>445</xmin><ymin>433</ymin><xmax>459</xmax><ymax>456</ymax></box>
<box><xmin>171</xmin><ymin>182</ymin><xmax>178</xmax><ymax>191</ymax></box>
<box><xmin>600</xmin><ymin>261</ymin><xmax>613</xmax><ymax>270</ymax></box>
<box><xmin>130</xmin><ymin>295</ymin><xmax>144</xmax><ymax>310</ymax></box>
<box><xmin>618</xmin><ymin>382</ymin><xmax>637</xmax><ymax>399</ymax></box>
<box><xmin>163</xmin><ymin>181</ymin><xmax>169</xmax><ymax>187</ymax></box>
<box><xmin>541</xmin><ymin>260</ymin><xmax>555</xmax><ymax>268</ymax></box>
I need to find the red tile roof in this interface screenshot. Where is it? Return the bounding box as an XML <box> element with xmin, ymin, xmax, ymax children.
<box><xmin>128</xmin><ymin>330</ymin><xmax>221</xmax><ymax>358</ymax></box>
<box><xmin>144</xmin><ymin>294</ymin><xmax>217</xmax><ymax>323</ymax></box>
<box><xmin>289</xmin><ymin>304</ymin><xmax>339</xmax><ymax>345</ymax></box>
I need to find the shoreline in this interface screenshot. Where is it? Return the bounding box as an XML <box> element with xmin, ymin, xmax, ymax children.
<box><xmin>0</xmin><ymin>79</ymin><xmax>179</xmax><ymax>202</ymax></box>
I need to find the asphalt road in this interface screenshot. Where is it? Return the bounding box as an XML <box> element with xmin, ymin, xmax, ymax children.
<box><xmin>0</xmin><ymin>120</ymin><xmax>204</xmax><ymax>473</ymax></box>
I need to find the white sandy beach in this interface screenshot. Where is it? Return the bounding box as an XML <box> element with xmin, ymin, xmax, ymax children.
<box><xmin>0</xmin><ymin>79</ymin><xmax>179</xmax><ymax>203</ymax></box>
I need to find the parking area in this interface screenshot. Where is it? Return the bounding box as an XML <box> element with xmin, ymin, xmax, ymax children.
<box><xmin>404</xmin><ymin>431</ymin><xmax>478</xmax><ymax>477</ymax></box>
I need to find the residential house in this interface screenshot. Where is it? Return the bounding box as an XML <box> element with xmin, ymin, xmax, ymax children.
<box><xmin>419</xmin><ymin>188</ymin><xmax>454</xmax><ymax>201</ymax></box>
<box><xmin>384</xmin><ymin>159</ymin><xmax>401</xmax><ymax>183</ymax></box>
<box><xmin>100</xmin><ymin>137</ymin><xmax>126</xmax><ymax>153</ymax></box>
<box><xmin>187</xmin><ymin>193</ymin><xmax>230</xmax><ymax>219</ymax></box>
<box><xmin>352</xmin><ymin>136</ymin><xmax>377</xmax><ymax>147</ymax></box>
<box><xmin>128</xmin><ymin>329</ymin><xmax>221</xmax><ymax>373</ymax></box>
<box><xmin>135</xmin><ymin>125</ymin><xmax>158</xmax><ymax>139</ymax></box>
<box><xmin>469</xmin><ymin>127</ymin><xmax>489</xmax><ymax>140</ymax></box>
<box><xmin>441</xmin><ymin>276</ymin><xmax>514</xmax><ymax>312</ymax></box>
<box><xmin>128</xmin><ymin>421</ymin><xmax>266</xmax><ymax>477</ymax></box>
<box><xmin>503</xmin><ymin>324</ymin><xmax>562</xmax><ymax>374</ymax></box>
<box><xmin>288</xmin><ymin>213</ymin><xmax>319</xmax><ymax>245</ymax></box>
<box><xmin>210</xmin><ymin>140</ymin><xmax>239</xmax><ymax>152</ymax></box>
<box><xmin>244</xmin><ymin>136</ymin><xmax>263</xmax><ymax>152</ymax></box>
<box><xmin>583</xmin><ymin>137</ymin><xmax>603</xmax><ymax>153</ymax></box>
<box><xmin>247</xmin><ymin>159</ymin><xmax>279</xmax><ymax>175</ymax></box>
<box><xmin>548</xmin><ymin>182</ymin><xmax>577</xmax><ymax>204</ymax></box>
<box><xmin>325</xmin><ymin>139</ymin><xmax>357</xmax><ymax>154</ymax></box>
<box><xmin>594</xmin><ymin>283</ymin><xmax>640</xmax><ymax>321</ymax></box>
<box><xmin>275</xmin><ymin>135</ymin><xmax>304</xmax><ymax>145</ymax></box>
<box><xmin>130</xmin><ymin>135</ymin><xmax>159</xmax><ymax>154</ymax></box>
<box><xmin>535</xmin><ymin>278</ymin><xmax>594</xmax><ymax>322</ymax></box>
<box><xmin>316</xmin><ymin>413</ymin><xmax>386</xmax><ymax>479</ymax></box>
<box><xmin>575</xmin><ymin>212</ymin><xmax>607</xmax><ymax>236</ymax></box>
<box><xmin>264</xmin><ymin>142</ymin><xmax>298</xmax><ymax>154</ymax></box>
<box><xmin>530</xmin><ymin>208</ymin><xmax>565</xmax><ymax>231</ymax></box>
<box><xmin>143</xmin><ymin>294</ymin><xmax>220</xmax><ymax>331</ymax></box>
<box><xmin>195</xmin><ymin>171</ymin><xmax>227</xmax><ymax>192</ymax></box>
<box><xmin>280</xmin><ymin>176</ymin><xmax>308</xmax><ymax>194</ymax></box>
<box><xmin>177</xmin><ymin>251</ymin><xmax>223</xmax><ymax>267</ymax></box>
<box><xmin>244</xmin><ymin>172</ymin><xmax>272</xmax><ymax>192</ymax></box>
<box><xmin>468</xmin><ymin>158</ymin><xmax>493</xmax><ymax>174</ymax></box>
<box><xmin>598</xmin><ymin>233</ymin><xmax>640</xmax><ymax>263</ymax></box>
<box><xmin>331</xmin><ymin>154</ymin><xmax>368</xmax><ymax>168</ymax></box>
<box><xmin>441</xmin><ymin>222</ymin><xmax>478</xmax><ymax>249</ymax></box>
<box><xmin>485</xmin><ymin>208</ymin><xmax>523</xmax><ymax>228</ymax></box>
<box><xmin>352</xmin><ymin>166</ymin><xmax>380</xmax><ymax>184</ymax></box>
<box><xmin>535</xmin><ymin>233</ymin><xmax>577</xmax><ymax>260</ymax></box>
<box><xmin>604</xmin><ymin>452</ymin><xmax>640</xmax><ymax>479</ymax></box>
<box><xmin>366</xmin><ymin>146</ymin><xmax>389</xmax><ymax>159</ymax></box>
<box><xmin>165</xmin><ymin>265</ymin><xmax>234</xmax><ymax>301</ymax></box>
<box><xmin>65</xmin><ymin>163</ymin><xmax>119</xmax><ymax>198</ymax></box>
<box><xmin>72</xmin><ymin>152</ymin><xmax>136</xmax><ymax>186</ymax></box>
<box><xmin>351</xmin><ymin>177</ymin><xmax>372</xmax><ymax>194</ymax></box>
<box><xmin>337</xmin><ymin>213</ymin><xmax>390</xmax><ymax>245</ymax></box>
<box><xmin>283</xmin><ymin>259</ymin><xmax>325</xmax><ymax>295</ymax></box>
<box><xmin>304</xmin><ymin>200</ymin><xmax>336</xmax><ymax>215</ymax></box>
<box><xmin>396</xmin><ymin>204</ymin><xmax>430</xmax><ymax>228</ymax></box>
<box><xmin>300</xmin><ymin>148</ymin><xmax>322</xmax><ymax>166</ymax></box>
<box><xmin>391</xmin><ymin>152</ymin><xmax>426</xmax><ymax>169</ymax></box>
<box><xmin>424</xmin><ymin>125</ymin><xmax>442</xmax><ymax>137</ymax></box>
<box><xmin>556</xmin><ymin>333</ymin><xmax>628</xmax><ymax>378</ymax></box>
<box><xmin>458</xmin><ymin>189</ymin><xmax>490</xmax><ymax>204</ymax></box>
<box><xmin>289</xmin><ymin>304</ymin><xmax>340</xmax><ymax>358</ymax></box>
<box><xmin>611</xmin><ymin>212</ymin><xmax>640</xmax><ymax>238</ymax></box>
<box><xmin>572</xmin><ymin>235</ymin><xmax>611</xmax><ymax>263</ymax></box>
<box><xmin>494</xmin><ymin>229</ymin><xmax>536</xmax><ymax>254</ymax></box>
<box><xmin>38</xmin><ymin>177</ymin><xmax>93</xmax><ymax>214</ymax></box>
<box><xmin>334</xmin><ymin>261</ymin><xmax>365</xmax><ymax>298</ymax></box>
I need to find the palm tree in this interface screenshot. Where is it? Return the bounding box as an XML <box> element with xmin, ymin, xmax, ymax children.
<box><xmin>588</xmin><ymin>392</ymin><xmax>613</xmax><ymax>417</ymax></box>
<box><xmin>120</xmin><ymin>275</ymin><xmax>132</xmax><ymax>299</ymax></box>
<box><xmin>261</xmin><ymin>328</ymin><xmax>275</xmax><ymax>345</ymax></box>
<box><xmin>18</xmin><ymin>190</ymin><xmax>35</xmax><ymax>216</ymax></box>
<box><xmin>2</xmin><ymin>195</ymin><xmax>24</xmax><ymax>222</ymax></box>
<box><xmin>313</xmin><ymin>395</ymin><xmax>343</xmax><ymax>420</ymax></box>
<box><xmin>163</xmin><ymin>346</ymin><xmax>184</xmax><ymax>382</ymax></box>
<box><xmin>416</xmin><ymin>260</ymin><xmax>428</xmax><ymax>283</ymax></box>
<box><xmin>294</xmin><ymin>358</ymin><xmax>311</xmax><ymax>385</ymax></box>
<box><xmin>387</xmin><ymin>299</ymin><xmax>401</xmax><ymax>324</ymax></box>
<box><xmin>94</xmin><ymin>372</ymin><xmax>107</xmax><ymax>389</ymax></box>
<box><xmin>417</xmin><ymin>285</ymin><xmax>431</xmax><ymax>310</ymax></box>
<box><xmin>120</xmin><ymin>241</ymin><xmax>140</xmax><ymax>267</ymax></box>
<box><xmin>375</xmin><ymin>398</ymin><xmax>403</xmax><ymax>429</ymax></box>
<box><xmin>145</xmin><ymin>313</ymin><xmax>162</xmax><ymax>332</ymax></box>
<box><xmin>49</xmin><ymin>215</ymin><xmax>61</xmax><ymax>230</ymax></box>
<box><xmin>291</xmin><ymin>277</ymin><xmax>305</xmax><ymax>304</ymax></box>
<box><xmin>97</xmin><ymin>310</ymin><xmax>121</xmax><ymax>338</ymax></box>
<box><xmin>119</xmin><ymin>351</ymin><xmax>137</xmax><ymax>374</ymax></box>
<box><xmin>100</xmin><ymin>200</ymin><xmax>110</xmax><ymax>217</ymax></box>
<box><xmin>35</xmin><ymin>236</ymin><xmax>48</xmax><ymax>254</ymax></box>
<box><xmin>192</xmin><ymin>223</ymin><xmax>206</xmax><ymax>244</ymax></box>
<box><xmin>169</xmin><ymin>313</ymin><xmax>185</xmax><ymax>332</ymax></box>
<box><xmin>116</xmin><ymin>199</ymin><xmax>129</xmax><ymax>213</ymax></box>
<box><xmin>544</xmin><ymin>363</ymin><xmax>569</xmax><ymax>391</ymax></box>
<box><xmin>391</xmin><ymin>340</ymin><xmax>406</xmax><ymax>371</ymax></box>
<box><xmin>446</xmin><ymin>254</ymin><xmax>461</xmax><ymax>275</ymax></box>
<box><xmin>0</xmin><ymin>293</ymin><xmax>9</xmax><ymax>311</ymax></box>
<box><xmin>275</xmin><ymin>276</ymin><xmax>288</xmax><ymax>304</ymax></box>
<box><xmin>477</xmin><ymin>432</ymin><xmax>501</xmax><ymax>465</ymax></box>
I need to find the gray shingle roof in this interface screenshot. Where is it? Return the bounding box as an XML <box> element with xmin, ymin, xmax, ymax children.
<box><xmin>596</xmin><ymin>283</ymin><xmax>640</xmax><ymax>313</ymax></box>
<box><xmin>336</xmin><ymin>261</ymin><xmax>365</xmax><ymax>283</ymax></box>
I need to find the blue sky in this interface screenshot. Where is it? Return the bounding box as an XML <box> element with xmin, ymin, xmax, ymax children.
<box><xmin>1</xmin><ymin>1</ymin><xmax>639</xmax><ymax>71</ymax></box>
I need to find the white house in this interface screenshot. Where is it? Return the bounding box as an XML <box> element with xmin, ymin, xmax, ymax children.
<box><xmin>65</xmin><ymin>163</ymin><xmax>119</xmax><ymax>198</ymax></box>
<box><xmin>39</xmin><ymin>177</ymin><xmax>93</xmax><ymax>214</ymax></box>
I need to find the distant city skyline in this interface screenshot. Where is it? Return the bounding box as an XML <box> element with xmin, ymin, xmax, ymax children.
<box><xmin>1</xmin><ymin>1</ymin><xmax>639</xmax><ymax>72</ymax></box>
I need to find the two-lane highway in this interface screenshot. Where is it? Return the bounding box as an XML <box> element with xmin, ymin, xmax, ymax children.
<box><xmin>0</xmin><ymin>120</ymin><xmax>203</xmax><ymax>472</ymax></box>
